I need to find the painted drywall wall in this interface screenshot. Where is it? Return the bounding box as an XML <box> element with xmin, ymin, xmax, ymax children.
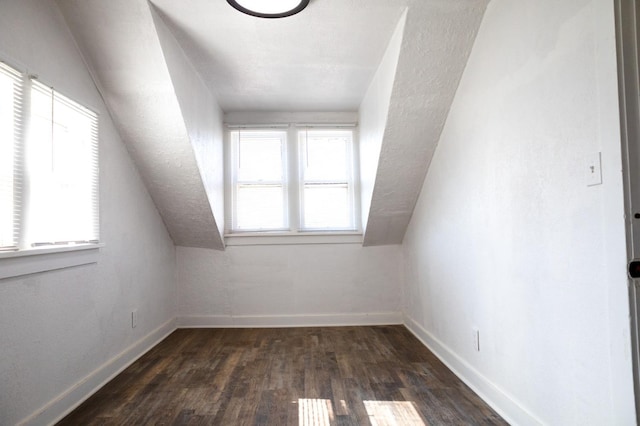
<box><xmin>359</xmin><ymin>10</ymin><xmax>406</xmax><ymax>234</ymax></box>
<box><xmin>402</xmin><ymin>0</ymin><xmax>636</xmax><ymax>424</ymax></box>
<box><xmin>151</xmin><ymin>5</ymin><xmax>226</xmax><ymax>240</ymax></box>
<box><xmin>177</xmin><ymin>244</ymin><xmax>403</xmax><ymax>327</ymax></box>
<box><xmin>224</xmin><ymin>111</ymin><xmax>359</xmax><ymax>126</ymax></box>
<box><xmin>0</xmin><ymin>1</ymin><xmax>177</xmax><ymax>424</ymax></box>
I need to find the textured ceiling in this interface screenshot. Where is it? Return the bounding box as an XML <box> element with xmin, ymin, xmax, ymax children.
<box><xmin>55</xmin><ymin>0</ymin><xmax>488</xmax><ymax>248</ymax></box>
<box><xmin>150</xmin><ymin>0</ymin><xmax>407</xmax><ymax>111</ymax></box>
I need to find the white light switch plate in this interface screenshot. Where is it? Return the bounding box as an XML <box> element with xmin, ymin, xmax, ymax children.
<box><xmin>587</xmin><ymin>152</ymin><xmax>602</xmax><ymax>186</ymax></box>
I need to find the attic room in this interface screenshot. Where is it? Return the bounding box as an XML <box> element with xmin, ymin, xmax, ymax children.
<box><xmin>0</xmin><ymin>0</ymin><xmax>638</xmax><ymax>424</ymax></box>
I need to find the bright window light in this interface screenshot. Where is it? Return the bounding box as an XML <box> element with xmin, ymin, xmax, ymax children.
<box><xmin>238</xmin><ymin>136</ymin><xmax>284</xmax><ymax>182</ymax></box>
<box><xmin>303</xmin><ymin>184</ymin><xmax>350</xmax><ymax>229</ymax></box>
<box><xmin>227</xmin><ymin>127</ymin><xmax>357</xmax><ymax>234</ymax></box>
<box><xmin>303</xmin><ymin>133</ymin><xmax>349</xmax><ymax>182</ymax></box>
<box><xmin>25</xmin><ymin>81</ymin><xmax>99</xmax><ymax>246</ymax></box>
<box><xmin>231</xmin><ymin>131</ymin><xmax>287</xmax><ymax>231</ymax></box>
<box><xmin>299</xmin><ymin>130</ymin><xmax>355</xmax><ymax>230</ymax></box>
<box><xmin>237</xmin><ymin>185</ymin><xmax>285</xmax><ymax>230</ymax></box>
<box><xmin>0</xmin><ymin>62</ymin><xmax>99</xmax><ymax>253</ymax></box>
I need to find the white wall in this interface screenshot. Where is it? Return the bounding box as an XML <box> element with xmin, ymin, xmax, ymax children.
<box><xmin>177</xmin><ymin>244</ymin><xmax>403</xmax><ymax>327</ymax></box>
<box><xmin>358</xmin><ymin>11</ymin><xmax>406</xmax><ymax>233</ymax></box>
<box><xmin>152</xmin><ymin>6</ymin><xmax>226</xmax><ymax>239</ymax></box>
<box><xmin>0</xmin><ymin>1</ymin><xmax>177</xmax><ymax>425</ymax></box>
<box><xmin>402</xmin><ymin>0</ymin><xmax>636</xmax><ymax>424</ymax></box>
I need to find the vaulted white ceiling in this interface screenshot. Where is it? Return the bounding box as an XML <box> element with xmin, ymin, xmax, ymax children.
<box><xmin>55</xmin><ymin>0</ymin><xmax>488</xmax><ymax>249</ymax></box>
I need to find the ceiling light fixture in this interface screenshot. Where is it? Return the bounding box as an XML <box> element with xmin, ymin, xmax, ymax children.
<box><xmin>227</xmin><ymin>0</ymin><xmax>310</xmax><ymax>18</ymax></box>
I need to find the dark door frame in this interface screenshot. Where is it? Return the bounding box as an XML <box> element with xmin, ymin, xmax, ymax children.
<box><xmin>614</xmin><ymin>0</ymin><xmax>640</xmax><ymax>422</ymax></box>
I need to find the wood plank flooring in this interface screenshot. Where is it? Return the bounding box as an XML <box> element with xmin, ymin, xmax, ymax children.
<box><xmin>57</xmin><ymin>326</ymin><xmax>507</xmax><ymax>425</ymax></box>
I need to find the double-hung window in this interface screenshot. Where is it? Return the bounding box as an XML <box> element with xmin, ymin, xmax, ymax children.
<box><xmin>0</xmin><ymin>61</ymin><xmax>99</xmax><ymax>253</ymax></box>
<box><xmin>230</xmin><ymin>130</ymin><xmax>288</xmax><ymax>231</ymax></box>
<box><xmin>299</xmin><ymin>130</ymin><xmax>355</xmax><ymax>230</ymax></box>
<box><xmin>227</xmin><ymin>126</ymin><xmax>358</xmax><ymax>234</ymax></box>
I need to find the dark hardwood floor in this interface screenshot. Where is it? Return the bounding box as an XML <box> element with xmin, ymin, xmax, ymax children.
<box><xmin>57</xmin><ymin>326</ymin><xmax>507</xmax><ymax>425</ymax></box>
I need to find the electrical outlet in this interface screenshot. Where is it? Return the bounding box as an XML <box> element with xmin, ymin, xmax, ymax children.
<box><xmin>131</xmin><ymin>309</ymin><xmax>138</xmax><ymax>329</ymax></box>
<box><xmin>473</xmin><ymin>328</ymin><xmax>480</xmax><ymax>352</ymax></box>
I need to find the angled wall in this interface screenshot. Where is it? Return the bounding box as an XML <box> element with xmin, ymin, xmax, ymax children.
<box><xmin>402</xmin><ymin>0</ymin><xmax>636</xmax><ymax>423</ymax></box>
<box><xmin>360</xmin><ymin>2</ymin><xmax>488</xmax><ymax>246</ymax></box>
<box><xmin>57</xmin><ymin>0</ymin><xmax>224</xmax><ymax>250</ymax></box>
<box><xmin>359</xmin><ymin>10</ymin><xmax>406</xmax><ymax>235</ymax></box>
<box><xmin>0</xmin><ymin>1</ymin><xmax>176</xmax><ymax>424</ymax></box>
<box><xmin>151</xmin><ymin>6</ymin><xmax>226</xmax><ymax>239</ymax></box>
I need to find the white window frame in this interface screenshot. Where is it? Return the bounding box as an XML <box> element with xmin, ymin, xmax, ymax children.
<box><xmin>0</xmin><ymin>60</ymin><xmax>102</xmax><ymax>279</ymax></box>
<box><xmin>298</xmin><ymin>129</ymin><xmax>357</xmax><ymax>232</ymax></box>
<box><xmin>225</xmin><ymin>124</ymin><xmax>361</xmax><ymax>244</ymax></box>
<box><xmin>228</xmin><ymin>129</ymin><xmax>289</xmax><ymax>232</ymax></box>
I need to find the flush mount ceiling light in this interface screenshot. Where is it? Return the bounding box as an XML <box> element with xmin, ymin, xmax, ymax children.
<box><xmin>227</xmin><ymin>0</ymin><xmax>310</xmax><ymax>18</ymax></box>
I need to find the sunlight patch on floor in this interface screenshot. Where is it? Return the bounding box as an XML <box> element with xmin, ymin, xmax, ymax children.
<box><xmin>364</xmin><ymin>400</ymin><xmax>426</xmax><ymax>426</ymax></box>
<box><xmin>298</xmin><ymin>398</ymin><xmax>335</xmax><ymax>426</ymax></box>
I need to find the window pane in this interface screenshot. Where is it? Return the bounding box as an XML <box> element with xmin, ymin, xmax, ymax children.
<box><xmin>303</xmin><ymin>132</ymin><xmax>349</xmax><ymax>181</ymax></box>
<box><xmin>27</xmin><ymin>84</ymin><xmax>98</xmax><ymax>244</ymax></box>
<box><xmin>236</xmin><ymin>185</ymin><xmax>285</xmax><ymax>230</ymax></box>
<box><xmin>0</xmin><ymin>71</ymin><xmax>15</xmax><ymax>248</ymax></box>
<box><xmin>238</xmin><ymin>135</ymin><xmax>283</xmax><ymax>182</ymax></box>
<box><xmin>303</xmin><ymin>184</ymin><xmax>350</xmax><ymax>229</ymax></box>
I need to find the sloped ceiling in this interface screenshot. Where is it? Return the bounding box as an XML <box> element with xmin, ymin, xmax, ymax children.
<box><xmin>362</xmin><ymin>1</ymin><xmax>489</xmax><ymax>245</ymax></box>
<box><xmin>56</xmin><ymin>0</ymin><xmax>225</xmax><ymax>249</ymax></box>
<box><xmin>56</xmin><ymin>0</ymin><xmax>488</xmax><ymax>248</ymax></box>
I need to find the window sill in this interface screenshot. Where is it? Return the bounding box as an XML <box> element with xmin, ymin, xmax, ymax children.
<box><xmin>0</xmin><ymin>243</ymin><xmax>104</xmax><ymax>280</ymax></box>
<box><xmin>224</xmin><ymin>232</ymin><xmax>363</xmax><ymax>246</ymax></box>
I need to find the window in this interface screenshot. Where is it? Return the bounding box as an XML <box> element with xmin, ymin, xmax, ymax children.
<box><xmin>299</xmin><ymin>130</ymin><xmax>354</xmax><ymax>230</ymax></box>
<box><xmin>227</xmin><ymin>126</ymin><xmax>358</xmax><ymax>233</ymax></box>
<box><xmin>0</xmin><ymin>61</ymin><xmax>99</xmax><ymax>253</ymax></box>
<box><xmin>230</xmin><ymin>130</ymin><xmax>288</xmax><ymax>231</ymax></box>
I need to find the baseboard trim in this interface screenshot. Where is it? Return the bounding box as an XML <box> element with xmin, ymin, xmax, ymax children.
<box><xmin>19</xmin><ymin>318</ymin><xmax>177</xmax><ymax>426</ymax></box>
<box><xmin>178</xmin><ymin>312</ymin><xmax>403</xmax><ymax>328</ymax></box>
<box><xmin>403</xmin><ymin>316</ymin><xmax>543</xmax><ymax>426</ymax></box>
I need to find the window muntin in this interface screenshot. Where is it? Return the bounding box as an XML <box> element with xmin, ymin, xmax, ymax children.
<box><xmin>0</xmin><ymin>60</ymin><xmax>99</xmax><ymax>252</ymax></box>
<box><xmin>227</xmin><ymin>126</ymin><xmax>357</xmax><ymax>234</ymax></box>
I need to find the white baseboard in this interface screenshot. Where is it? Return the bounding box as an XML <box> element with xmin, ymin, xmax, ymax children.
<box><xmin>403</xmin><ymin>315</ymin><xmax>543</xmax><ymax>426</ymax></box>
<box><xmin>19</xmin><ymin>318</ymin><xmax>177</xmax><ymax>426</ymax></box>
<box><xmin>178</xmin><ymin>312</ymin><xmax>403</xmax><ymax>328</ymax></box>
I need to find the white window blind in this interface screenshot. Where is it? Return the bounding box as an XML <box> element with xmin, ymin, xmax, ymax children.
<box><xmin>0</xmin><ymin>62</ymin><xmax>23</xmax><ymax>251</ymax></box>
<box><xmin>25</xmin><ymin>80</ymin><xmax>99</xmax><ymax>246</ymax></box>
